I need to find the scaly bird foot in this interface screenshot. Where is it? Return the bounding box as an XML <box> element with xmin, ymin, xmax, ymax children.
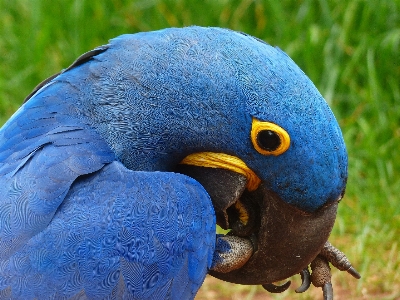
<box><xmin>319</xmin><ymin>241</ymin><xmax>361</xmax><ymax>279</ymax></box>
<box><xmin>295</xmin><ymin>268</ymin><xmax>311</xmax><ymax>293</ymax></box>
<box><xmin>310</xmin><ymin>241</ymin><xmax>361</xmax><ymax>300</ymax></box>
<box><xmin>260</xmin><ymin>241</ymin><xmax>360</xmax><ymax>299</ymax></box>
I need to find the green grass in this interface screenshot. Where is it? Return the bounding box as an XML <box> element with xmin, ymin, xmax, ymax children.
<box><xmin>1</xmin><ymin>0</ymin><xmax>399</xmax><ymax>298</ymax></box>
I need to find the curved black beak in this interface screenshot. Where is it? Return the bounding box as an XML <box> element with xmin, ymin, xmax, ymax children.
<box><xmin>210</xmin><ymin>186</ymin><xmax>337</xmax><ymax>284</ymax></box>
<box><xmin>175</xmin><ymin>164</ymin><xmax>338</xmax><ymax>284</ymax></box>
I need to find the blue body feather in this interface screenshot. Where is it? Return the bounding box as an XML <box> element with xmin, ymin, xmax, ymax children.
<box><xmin>0</xmin><ymin>27</ymin><xmax>347</xmax><ymax>299</ymax></box>
<box><xmin>1</xmin><ymin>162</ymin><xmax>214</xmax><ymax>299</ymax></box>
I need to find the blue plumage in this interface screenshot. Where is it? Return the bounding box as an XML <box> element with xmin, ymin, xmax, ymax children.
<box><xmin>0</xmin><ymin>27</ymin><xmax>349</xmax><ymax>299</ymax></box>
<box><xmin>1</xmin><ymin>162</ymin><xmax>214</xmax><ymax>299</ymax></box>
<box><xmin>54</xmin><ymin>27</ymin><xmax>345</xmax><ymax>211</ymax></box>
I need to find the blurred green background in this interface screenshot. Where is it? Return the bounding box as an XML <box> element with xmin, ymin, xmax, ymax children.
<box><xmin>0</xmin><ymin>0</ymin><xmax>399</xmax><ymax>299</ymax></box>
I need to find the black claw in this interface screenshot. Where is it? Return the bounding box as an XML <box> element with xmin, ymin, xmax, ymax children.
<box><xmin>295</xmin><ymin>268</ymin><xmax>311</xmax><ymax>293</ymax></box>
<box><xmin>322</xmin><ymin>282</ymin><xmax>333</xmax><ymax>300</ymax></box>
<box><xmin>262</xmin><ymin>281</ymin><xmax>291</xmax><ymax>293</ymax></box>
<box><xmin>347</xmin><ymin>266</ymin><xmax>361</xmax><ymax>279</ymax></box>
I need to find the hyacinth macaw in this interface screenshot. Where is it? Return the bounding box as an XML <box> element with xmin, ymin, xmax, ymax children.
<box><xmin>0</xmin><ymin>27</ymin><xmax>360</xmax><ymax>299</ymax></box>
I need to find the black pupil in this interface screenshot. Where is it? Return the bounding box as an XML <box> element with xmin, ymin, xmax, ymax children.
<box><xmin>257</xmin><ymin>130</ymin><xmax>281</xmax><ymax>151</ymax></box>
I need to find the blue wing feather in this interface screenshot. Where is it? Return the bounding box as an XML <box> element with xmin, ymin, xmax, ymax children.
<box><xmin>1</xmin><ymin>161</ymin><xmax>215</xmax><ymax>299</ymax></box>
<box><xmin>0</xmin><ymin>89</ymin><xmax>215</xmax><ymax>298</ymax></box>
<box><xmin>0</xmin><ymin>88</ymin><xmax>116</xmax><ymax>257</ymax></box>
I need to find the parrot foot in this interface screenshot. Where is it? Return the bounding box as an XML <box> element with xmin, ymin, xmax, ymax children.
<box><xmin>259</xmin><ymin>241</ymin><xmax>360</xmax><ymax>299</ymax></box>
<box><xmin>262</xmin><ymin>267</ymin><xmax>310</xmax><ymax>294</ymax></box>
<box><xmin>262</xmin><ymin>281</ymin><xmax>291</xmax><ymax>293</ymax></box>
<box><xmin>308</xmin><ymin>241</ymin><xmax>360</xmax><ymax>300</ymax></box>
<box><xmin>319</xmin><ymin>241</ymin><xmax>361</xmax><ymax>279</ymax></box>
<box><xmin>295</xmin><ymin>268</ymin><xmax>311</xmax><ymax>293</ymax></box>
<box><xmin>310</xmin><ymin>254</ymin><xmax>333</xmax><ymax>299</ymax></box>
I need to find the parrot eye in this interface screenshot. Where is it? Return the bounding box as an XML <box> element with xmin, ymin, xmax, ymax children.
<box><xmin>256</xmin><ymin>130</ymin><xmax>281</xmax><ymax>151</ymax></box>
<box><xmin>251</xmin><ymin>118</ymin><xmax>290</xmax><ymax>156</ymax></box>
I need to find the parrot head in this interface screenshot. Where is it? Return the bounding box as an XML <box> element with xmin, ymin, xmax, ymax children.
<box><xmin>162</xmin><ymin>28</ymin><xmax>347</xmax><ymax>285</ymax></box>
<box><xmin>89</xmin><ymin>27</ymin><xmax>347</xmax><ymax>285</ymax></box>
<box><xmin>25</xmin><ymin>27</ymin><xmax>350</xmax><ymax>290</ymax></box>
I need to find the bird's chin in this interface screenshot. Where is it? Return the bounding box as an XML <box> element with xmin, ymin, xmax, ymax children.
<box><xmin>175</xmin><ymin>164</ymin><xmax>338</xmax><ymax>285</ymax></box>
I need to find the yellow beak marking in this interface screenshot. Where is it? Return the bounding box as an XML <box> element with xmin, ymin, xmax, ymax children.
<box><xmin>179</xmin><ymin>152</ymin><xmax>261</xmax><ymax>192</ymax></box>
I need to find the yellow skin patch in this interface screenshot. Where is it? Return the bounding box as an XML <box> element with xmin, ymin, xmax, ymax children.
<box><xmin>180</xmin><ymin>152</ymin><xmax>261</xmax><ymax>191</ymax></box>
<box><xmin>180</xmin><ymin>152</ymin><xmax>261</xmax><ymax>226</ymax></box>
<box><xmin>251</xmin><ymin>118</ymin><xmax>290</xmax><ymax>156</ymax></box>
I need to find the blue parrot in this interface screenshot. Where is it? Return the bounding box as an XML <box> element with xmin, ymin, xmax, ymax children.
<box><xmin>0</xmin><ymin>27</ymin><xmax>359</xmax><ymax>299</ymax></box>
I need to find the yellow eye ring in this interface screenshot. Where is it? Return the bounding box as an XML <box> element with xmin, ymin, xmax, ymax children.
<box><xmin>251</xmin><ymin>118</ymin><xmax>290</xmax><ymax>156</ymax></box>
